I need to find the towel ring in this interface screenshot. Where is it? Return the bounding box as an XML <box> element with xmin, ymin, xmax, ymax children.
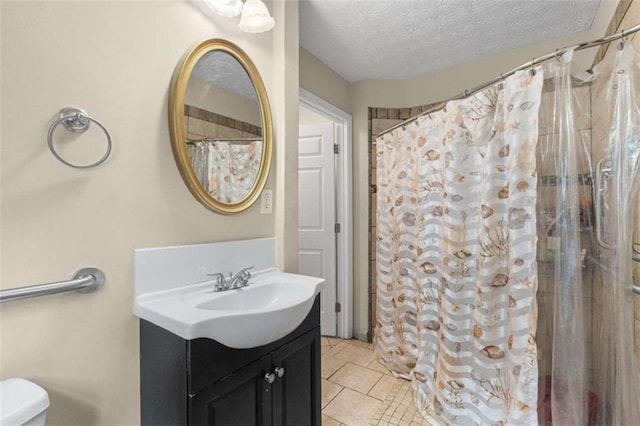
<box><xmin>47</xmin><ymin>107</ymin><xmax>112</xmax><ymax>169</ymax></box>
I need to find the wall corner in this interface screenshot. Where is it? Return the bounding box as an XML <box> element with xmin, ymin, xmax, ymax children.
<box><xmin>272</xmin><ymin>0</ymin><xmax>299</xmax><ymax>272</ymax></box>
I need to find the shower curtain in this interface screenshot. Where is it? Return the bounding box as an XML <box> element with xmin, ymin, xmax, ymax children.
<box><xmin>187</xmin><ymin>139</ymin><xmax>262</xmax><ymax>202</ymax></box>
<box><xmin>376</xmin><ymin>43</ymin><xmax>640</xmax><ymax>425</ymax></box>
<box><xmin>589</xmin><ymin>42</ymin><xmax>640</xmax><ymax>425</ymax></box>
<box><xmin>376</xmin><ymin>70</ymin><xmax>543</xmax><ymax>424</ymax></box>
<box><xmin>536</xmin><ymin>50</ymin><xmax>590</xmax><ymax>426</ymax></box>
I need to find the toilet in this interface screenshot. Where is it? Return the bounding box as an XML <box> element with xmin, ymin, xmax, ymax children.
<box><xmin>0</xmin><ymin>378</ymin><xmax>49</xmax><ymax>426</ymax></box>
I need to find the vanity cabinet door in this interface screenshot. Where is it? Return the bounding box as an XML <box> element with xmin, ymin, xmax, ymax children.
<box><xmin>189</xmin><ymin>354</ymin><xmax>272</xmax><ymax>426</ymax></box>
<box><xmin>271</xmin><ymin>328</ymin><xmax>321</xmax><ymax>426</ymax></box>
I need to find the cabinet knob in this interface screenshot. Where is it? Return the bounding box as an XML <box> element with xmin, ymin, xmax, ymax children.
<box><xmin>275</xmin><ymin>367</ymin><xmax>285</xmax><ymax>377</ymax></box>
<box><xmin>264</xmin><ymin>372</ymin><xmax>276</xmax><ymax>384</ymax></box>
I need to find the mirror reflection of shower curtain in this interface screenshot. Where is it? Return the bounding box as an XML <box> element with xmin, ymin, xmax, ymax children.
<box><xmin>187</xmin><ymin>140</ymin><xmax>263</xmax><ymax>203</ymax></box>
<box><xmin>376</xmin><ymin>70</ymin><xmax>543</xmax><ymax>425</ymax></box>
<box><xmin>590</xmin><ymin>42</ymin><xmax>640</xmax><ymax>425</ymax></box>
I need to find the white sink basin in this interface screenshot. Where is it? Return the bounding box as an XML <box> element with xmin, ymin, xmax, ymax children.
<box><xmin>196</xmin><ymin>282</ymin><xmax>310</xmax><ymax>312</ymax></box>
<box><xmin>134</xmin><ymin>268</ymin><xmax>325</xmax><ymax>349</ymax></box>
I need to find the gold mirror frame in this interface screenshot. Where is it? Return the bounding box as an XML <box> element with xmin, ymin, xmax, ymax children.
<box><xmin>168</xmin><ymin>39</ymin><xmax>273</xmax><ymax>214</ymax></box>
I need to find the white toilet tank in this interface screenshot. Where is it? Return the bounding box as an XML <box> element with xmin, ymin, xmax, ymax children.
<box><xmin>0</xmin><ymin>378</ymin><xmax>49</xmax><ymax>426</ymax></box>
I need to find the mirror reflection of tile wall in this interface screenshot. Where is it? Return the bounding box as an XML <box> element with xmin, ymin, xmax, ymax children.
<box><xmin>184</xmin><ymin>105</ymin><xmax>262</xmax><ymax>141</ymax></box>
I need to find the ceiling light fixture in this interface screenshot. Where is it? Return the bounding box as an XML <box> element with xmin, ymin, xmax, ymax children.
<box><xmin>238</xmin><ymin>0</ymin><xmax>275</xmax><ymax>33</ymax></box>
<box><xmin>203</xmin><ymin>0</ymin><xmax>243</xmax><ymax>17</ymax></box>
<box><xmin>202</xmin><ymin>0</ymin><xmax>275</xmax><ymax>33</ymax></box>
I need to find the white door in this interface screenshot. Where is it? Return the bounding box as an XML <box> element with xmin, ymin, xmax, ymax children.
<box><xmin>298</xmin><ymin>123</ymin><xmax>337</xmax><ymax>336</ymax></box>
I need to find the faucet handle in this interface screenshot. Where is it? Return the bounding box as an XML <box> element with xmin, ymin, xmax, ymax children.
<box><xmin>207</xmin><ymin>272</ymin><xmax>226</xmax><ymax>284</ymax></box>
<box><xmin>240</xmin><ymin>266</ymin><xmax>254</xmax><ymax>279</ymax></box>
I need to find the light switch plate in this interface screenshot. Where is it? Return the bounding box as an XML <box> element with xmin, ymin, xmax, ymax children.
<box><xmin>260</xmin><ymin>189</ymin><xmax>273</xmax><ymax>214</ymax></box>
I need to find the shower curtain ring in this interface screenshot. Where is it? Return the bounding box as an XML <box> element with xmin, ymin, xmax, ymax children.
<box><xmin>619</xmin><ymin>29</ymin><xmax>626</xmax><ymax>50</ymax></box>
<box><xmin>530</xmin><ymin>58</ymin><xmax>537</xmax><ymax>76</ymax></box>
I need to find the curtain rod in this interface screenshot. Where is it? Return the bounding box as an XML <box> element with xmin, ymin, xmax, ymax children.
<box><xmin>378</xmin><ymin>22</ymin><xmax>640</xmax><ymax>138</ymax></box>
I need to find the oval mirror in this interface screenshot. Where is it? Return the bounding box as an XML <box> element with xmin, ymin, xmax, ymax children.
<box><xmin>168</xmin><ymin>39</ymin><xmax>273</xmax><ymax>214</ymax></box>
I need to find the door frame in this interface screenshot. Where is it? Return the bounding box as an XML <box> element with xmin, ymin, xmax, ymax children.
<box><xmin>299</xmin><ymin>88</ymin><xmax>353</xmax><ymax>339</ymax></box>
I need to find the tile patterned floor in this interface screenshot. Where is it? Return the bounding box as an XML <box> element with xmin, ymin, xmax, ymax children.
<box><xmin>321</xmin><ymin>337</ymin><xmax>427</xmax><ymax>426</ymax></box>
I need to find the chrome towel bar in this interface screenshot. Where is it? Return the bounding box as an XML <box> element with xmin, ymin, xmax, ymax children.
<box><xmin>0</xmin><ymin>267</ymin><xmax>105</xmax><ymax>303</ymax></box>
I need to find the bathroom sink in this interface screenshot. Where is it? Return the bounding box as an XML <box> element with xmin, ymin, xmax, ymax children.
<box><xmin>196</xmin><ymin>282</ymin><xmax>309</xmax><ymax>311</ymax></box>
<box><xmin>134</xmin><ymin>268</ymin><xmax>325</xmax><ymax>349</ymax></box>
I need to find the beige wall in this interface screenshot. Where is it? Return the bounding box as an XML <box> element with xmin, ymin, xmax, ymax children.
<box><xmin>349</xmin><ymin>81</ymin><xmax>405</xmax><ymax>337</ymax></box>
<box><xmin>0</xmin><ymin>0</ymin><xmax>298</xmax><ymax>424</ymax></box>
<box><xmin>299</xmin><ymin>48</ymin><xmax>352</xmax><ymax>115</ymax></box>
<box><xmin>272</xmin><ymin>0</ymin><xmax>299</xmax><ymax>272</ymax></box>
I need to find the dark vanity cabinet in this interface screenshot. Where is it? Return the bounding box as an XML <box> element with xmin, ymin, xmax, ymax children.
<box><xmin>140</xmin><ymin>297</ymin><xmax>321</xmax><ymax>426</ymax></box>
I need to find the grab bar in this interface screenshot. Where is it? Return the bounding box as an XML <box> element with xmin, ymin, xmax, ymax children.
<box><xmin>595</xmin><ymin>157</ymin><xmax>613</xmax><ymax>249</ymax></box>
<box><xmin>0</xmin><ymin>267</ymin><xmax>105</xmax><ymax>303</ymax></box>
<box><xmin>595</xmin><ymin>157</ymin><xmax>640</xmax><ymax>264</ymax></box>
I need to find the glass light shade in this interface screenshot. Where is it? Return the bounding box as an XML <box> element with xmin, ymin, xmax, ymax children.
<box><xmin>204</xmin><ymin>0</ymin><xmax>243</xmax><ymax>17</ymax></box>
<box><xmin>238</xmin><ymin>0</ymin><xmax>275</xmax><ymax>33</ymax></box>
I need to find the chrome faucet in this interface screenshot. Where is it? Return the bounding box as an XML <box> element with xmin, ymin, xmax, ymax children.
<box><xmin>208</xmin><ymin>267</ymin><xmax>253</xmax><ymax>292</ymax></box>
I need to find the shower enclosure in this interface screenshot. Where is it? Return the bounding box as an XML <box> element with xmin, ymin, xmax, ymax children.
<box><xmin>536</xmin><ymin>44</ymin><xmax>640</xmax><ymax>426</ymax></box>
<box><xmin>374</xmin><ymin>43</ymin><xmax>640</xmax><ymax>425</ymax></box>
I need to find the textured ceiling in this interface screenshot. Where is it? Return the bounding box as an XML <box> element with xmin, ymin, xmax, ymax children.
<box><xmin>299</xmin><ymin>0</ymin><xmax>601</xmax><ymax>82</ymax></box>
<box><xmin>192</xmin><ymin>51</ymin><xmax>257</xmax><ymax>101</ymax></box>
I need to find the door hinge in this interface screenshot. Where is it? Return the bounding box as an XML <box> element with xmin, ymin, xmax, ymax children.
<box><xmin>335</xmin><ymin>223</ymin><xmax>341</xmax><ymax>233</ymax></box>
<box><xmin>370</xmin><ymin>184</ymin><xmax>377</xmax><ymax>194</ymax></box>
<box><xmin>334</xmin><ymin>143</ymin><xmax>340</xmax><ymax>154</ymax></box>
<box><xmin>335</xmin><ymin>302</ymin><xmax>341</xmax><ymax>313</ymax></box>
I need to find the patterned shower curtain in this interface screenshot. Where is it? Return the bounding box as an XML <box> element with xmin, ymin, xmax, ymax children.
<box><xmin>376</xmin><ymin>70</ymin><xmax>542</xmax><ymax>424</ymax></box>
